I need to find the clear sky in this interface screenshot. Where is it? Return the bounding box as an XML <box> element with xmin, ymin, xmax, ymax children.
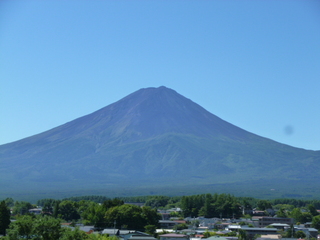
<box><xmin>1</xmin><ymin>0</ymin><xmax>319</xmax><ymax>150</ymax></box>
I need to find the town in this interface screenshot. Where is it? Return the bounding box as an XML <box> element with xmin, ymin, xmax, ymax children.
<box><xmin>1</xmin><ymin>194</ymin><xmax>320</xmax><ymax>240</ymax></box>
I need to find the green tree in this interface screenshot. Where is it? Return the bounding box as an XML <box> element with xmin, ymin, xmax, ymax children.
<box><xmin>145</xmin><ymin>196</ymin><xmax>170</xmax><ymax>209</ymax></box>
<box><xmin>105</xmin><ymin>204</ymin><xmax>160</xmax><ymax>231</ymax></box>
<box><xmin>283</xmin><ymin>224</ymin><xmax>294</xmax><ymax>238</ymax></box>
<box><xmin>203</xmin><ymin>230</ymin><xmax>212</xmax><ymax>238</ymax></box>
<box><xmin>276</xmin><ymin>207</ymin><xmax>287</xmax><ymax>218</ymax></box>
<box><xmin>102</xmin><ymin>198</ymin><xmax>124</xmax><ymax>210</ymax></box>
<box><xmin>4</xmin><ymin>198</ymin><xmax>14</xmax><ymax>208</ymax></box>
<box><xmin>173</xmin><ymin>223</ymin><xmax>188</xmax><ymax>230</ymax></box>
<box><xmin>238</xmin><ymin>229</ymin><xmax>247</xmax><ymax>240</ymax></box>
<box><xmin>12</xmin><ymin>201</ymin><xmax>33</xmax><ymax>215</ymax></box>
<box><xmin>53</xmin><ymin>200</ymin><xmax>60</xmax><ymax>218</ymax></box>
<box><xmin>60</xmin><ymin>226</ymin><xmax>88</xmax><ymax>240</ymax></box>
<box><xmin>34</xmin><ymin>215</ymin><xmax>63</xmax><ymax>240</ymax></box>
<box><xmin>141</xmin><ymin>206</ymin><xmax>161</xmax><ymax>227</ymax></box>
<box><xmin>290</xmin><ymin>208</ymin><xmax>303</xmax><ymax>223</ymax></box>
<box><xmin>301</xmin><ymin>212</ymin><xmax>313</xmax><ymax>223</ymax></box>
<box><xmin>6</xmin><ymin>215</ymin><xmax>35</xmax><ymax>239</ymax></box>
<box><xmin>257</xmin><ymin>200</ymin><xmax>272</xmax><ymax>211</ymax></box>
<box><xmin>308</xmin><ymin>204</ymin><xmax>319</xmax><ymax>217</ymax></box>
<box><xmin>294</xmin><ymin>230</ymin><xmax>306</xmax><ymax>238</ymax></box>
<box><xmin>82</xmin><ymin>203</ymin><xmax>107</xmax><ymax>229</ymax></box>
<box><xmin>58</xmin><ymin>200</ymin><xmax>80</xmax><ymax>221</ymax></box>
<box><xmin>311</xmin><ymin>215</ymin><xmax>320</xmax><ymax>231</ymax></box>
<box><xmin>0</xmin><ymin>200</ymin><xmax>11</xmax><ymax>236</ymax></box>
<box><xmin>145</xmin><ymin>225</ymin><xmax>157</xmax><ymax>235</ymax></box>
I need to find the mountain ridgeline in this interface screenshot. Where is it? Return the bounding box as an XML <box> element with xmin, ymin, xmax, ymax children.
<box><xmin>1</xmin><ymin>86</ymin><xmax>319</xmax><ymax>200</ymax></box>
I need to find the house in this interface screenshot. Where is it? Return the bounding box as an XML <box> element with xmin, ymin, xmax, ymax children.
<box><xmin>28</xmin><ymin>208</ymin><xmax>42</xmax><ymax>215</ymax></box>
<box><xmin>252</xmin><ymin>216</ymin><xmax>293</xmax><ymax>227</ymax></box>
<box><xmin>159</xmin><ymin>233</ymin><xmax>189</xmax><ymax>240</ymax></box>
<box><xmin>120</xmin><ymin>230</ymin><xmax>150</xmax><ymax>240</ymax></box>
<box><xmin>241</xmin><ymin>227</ymin><xmax>279</xmax><ymax>238</ymax></box>
<box><xmin>102</xmin><ymin>228</ymin><xmax>119</xmax><ymax>236</ymax></box>
<box><xmin>268</xmin><ymin>223</ymin><xmax>290</xmax><ymax>230</ymax></box>
<box><xmin>227</xmin><ymin>225</ymin><xmax>242</xmax><ymax>231</ymax></box>
<box><xmin>129</xmin><ymin>236</ymin><xmax>157</xmax><ymax>240</ymax></box>
<box><xmin>294</xmin><ymin>227</ymin><xmax>319</xmax><ymax>239</ymax></box>
<box><xmin>207</xmin><ymin>236</ymin><xmax>229</xmax><ymax>240</ymax></box>
<box><xmin>159</xmin><ymin>220</ymin><xmax>179</xmax><ymax>229</ymax></box>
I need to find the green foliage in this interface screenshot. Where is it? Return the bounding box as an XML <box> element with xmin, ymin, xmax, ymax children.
<box><xmin>283</xmin><ymin>224</ymin><xmax>294</xmax><ymax>238</ymax></box>
<box><xmin>203</xmin><ymin>231</ymin><xmax>213</xmax><ymax>238</ymax></box>
<box><xmin>104</xmin><ymin>204</ymin><xmax>160</xmax><ymax>231</ymax></box>
<box><xmin>4</xmin><ymin>215</ymin><xmax>122</xmax><ymax>240</ymax></box>
<box><xmin>308</xmin><ymin>204</ymin><xmax>319</xmax><ymax>216</ymax></box>
<box><xmin>4</xmin><ymin>198</ymin><xmax>14</xmax><ymax>208</ymax></box>
<box><xmin>144</xmin><ymin>225</ymin><xmax>157</xmax><ymax>235</ymax></box>
<box><xmin>294</xmin><ymin>231</ymin><xmax>306</xmax><ymax>238</ymax></box>
<box><xmin>145</xmin><ymin>196</ymin><xmax>170</xmax><ymax>209</ymax></box>
<box><xmin>6</xmin><ymin>215</ymin><xmax>63</xmax><ymax>240</ymax></box>
<box><xmin>57</xmin><ymin>200</ymin><xmax>80</xmax><ymax>221</ymax></box>
<box><xmin>289</xmin><ymin>208</ymin><xmax>312</xmax><ymax>224</ymax></box>
<box><xmin>102</xmin><ymin>199</ymin><xmax>124</xmax><ymax>210</ymax></box>
<box><xmin>62</xmin><ymin>196</ymin><xmax>110</xmax><ymax>203</ymax></box>
<box><xmin>8</xmin><ymin>215</ymin><xmax>35</xmax><ymax>239</ymax></box>
<box><xmin>273</xmin><ymin>204</ymin><xmax>294</xmax><ymax>211</ymax></box>
<box><xmin>12</xmin><ymin>201</ymin><xmax>33</xmax><ymax>215</ymax></box>
<box><xmin>60</xmin><ymin>227</ymin><xmax>88</xmax><ymax>240</ymax></box>
<box><xmin>33</xmin><ymin>215</ymin><xmax>63</xmax><ymax>240</ymax></box>
<box><xmin>311</xmin><ymin>215</ymin><xmax>320</xmax><ymax>230</ymax></box>
<box><xmin>181</xmin><ymin>193</ymin><xmax>242</xmax><ymax>218</ymax></box>
<box><xmin>81</xmin><ymin>203</ymin><xmax>106</xmax><ymax>229</ymax></box>
<box><xmin>37</xmin><ymin>198</ymin><xmax>57</xmax><ymax>208</ymax></box>
<box><xmin>257</xmin><ymin>200</ymin><xmax>272</xmax><ymax>210</ymax></box>
<box><xmin>0</xmin><ymin>201</ymin><xmax>11</xmax><ymax>236</ymax></box>
<box><xmin>238</xmin><ymin>229</ymin><xmax>247</xmax><ymax>240</ymax></box>
<box><xmin>276</xmin><ymin>207</ymin><xmax>287</xmax><ymax>218</ymax></box>
<box><xmin>173</xmin><ymin>223</ymin><xmax>188</xmax><ymax>230</ymax></box>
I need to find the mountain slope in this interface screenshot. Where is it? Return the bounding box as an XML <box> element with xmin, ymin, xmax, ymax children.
<box><xmin>1</xmin><ymin>86</ymin><xmax>319</xmax><ymax>199</ymax></box>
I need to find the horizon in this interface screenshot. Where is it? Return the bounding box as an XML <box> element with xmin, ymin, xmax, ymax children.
<box><xmin>1</xmin><ymin>1</ymin><xmax>320</xmax><ymax>150</ymax></box>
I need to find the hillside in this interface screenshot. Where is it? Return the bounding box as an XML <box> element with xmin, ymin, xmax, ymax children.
<box><xmin>1</xmin><ymin>86</ymin><xmax>319</xmax><ymax>200</ymax></box>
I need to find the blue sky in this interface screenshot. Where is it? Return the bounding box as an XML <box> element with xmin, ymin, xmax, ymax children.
<box><xmin>1</xmin><ymin>0</ymin><xmax>319</xmax><ymax>150</ymax></box>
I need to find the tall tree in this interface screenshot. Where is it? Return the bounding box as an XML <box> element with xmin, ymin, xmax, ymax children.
<box><xmin>0</xmin><ymin>200</ymin><xmax>11</xmax><ymax>236</ymax></box>
<box><xmin>6</xmin><ymin>215</ymin><xmax>35</xmax><ymax>239</ymax></box>
<box><xmin>312</xmin><ymin>215</ymin><xmax>320</xmax><ymax>231</ymax></box>
<box><xmin>308</xmin><ymin>204</ymin><xmax>319</xmax><ymax>217</ymax></box>
<box><xmin>105</xmin><ymin>204</ymin><xmax>160</xmax><ymax>231</ymax></box>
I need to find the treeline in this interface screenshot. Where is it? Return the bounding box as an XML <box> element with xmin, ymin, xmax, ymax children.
<box><xmin>3</xmin><ymin>194</ymin><xmax>320</xmax><ymax>225</ymax></box>
<box><xmin>270</xmin><ymin>198</ymin><xmax>320</xmax><ymax>209</ymax></box>
<box><xmin>180</xmin><ymin>194</ymin><xmax>242</xmax><ymax>218</ymax></box>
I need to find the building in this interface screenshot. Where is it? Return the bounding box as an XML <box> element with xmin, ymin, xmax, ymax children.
<box><xmin>159</xmin><ymin>233</ymin><xmax>189</xmax><ymax>240</ymax></box>
<box><xmin>252</xmin><ymin>217</ymin><xmax>293</xmax><ymax>227</ymax></box>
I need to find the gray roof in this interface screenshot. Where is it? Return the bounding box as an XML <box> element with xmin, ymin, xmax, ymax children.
<box><xmin>241</xmin><ymin>227</ymin><xmax>277</xmax><ymax>231</ymax></box>
<box><xmin>129</xmin><ymin>237</ymin><xmax>157</xmax><ymax>240</ymax></box>
<box><xmin>102</xmin><ymin>229</ymin><xmax>119</xmax><ymax>234</ymax></box>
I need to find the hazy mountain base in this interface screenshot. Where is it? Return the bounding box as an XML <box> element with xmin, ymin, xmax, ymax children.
<box><xmin>1</xmin><ymin>178</ymin><xmax>318</xmax><ymax>203</ymax></box>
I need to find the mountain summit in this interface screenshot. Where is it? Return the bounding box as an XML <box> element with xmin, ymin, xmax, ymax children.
<box><xmin>1</xmin><ymin>86</ymin><xmax>319</xmax><ymax>199</ymax></box>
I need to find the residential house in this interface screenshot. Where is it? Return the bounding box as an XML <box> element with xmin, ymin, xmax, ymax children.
<box><xmin>28</xmin><ymin>208</ymin><xmax>42</xmax><ymax>215</ymax></box>
<box><xmin>252</xmin><ymin>216</ymin><xmax>293</xmax><ymax>227</ymax></box>
<box><xmin>102</xmin><ymin>228</ymin><xmax>119</xmax><ymax>236</ymax></box>
<box><xmin>241</xmin><ymin>227</ymin><xmax>279</xmax><ymax>238</ymax></box>
<box><xmin>159</xmin><ymin>220</ymin><xmax>179</xmax><ymax>229</ymax></box>
<box><xmin>159</xmin><ymin>233</ymin><xmax>189</xmax><ymax>240</ymax></box>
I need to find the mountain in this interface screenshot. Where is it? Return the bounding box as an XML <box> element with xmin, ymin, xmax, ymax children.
<box><xmin>1</xmin><ymin>86</ymin><xmax>319</xmax><ymax>200</ymax></box>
